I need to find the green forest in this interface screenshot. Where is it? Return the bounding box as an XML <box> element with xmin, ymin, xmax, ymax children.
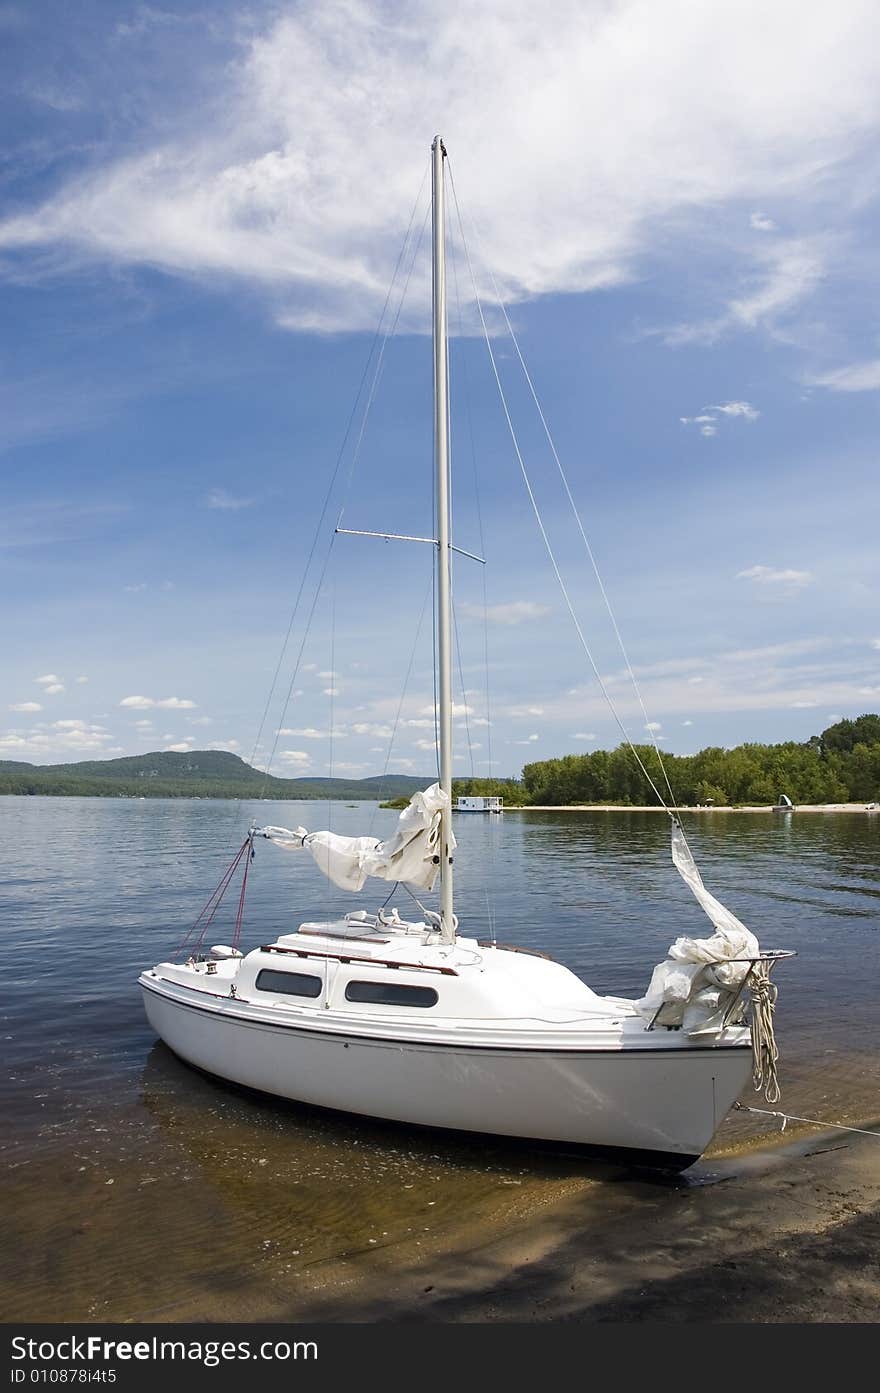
<box><xmin>455</xmin><ymin>714</ymin><xmax>880</xmax><ymax>807</ymax></box>
<box><xmin>1</xmin><ymin>715</ymin><xmax>878</xmax><ymax>805</ymax></box>
<box><xmin>516</xmin><ymin>713</ymin><xmax>880</xmax><ymax>806</ymax></box>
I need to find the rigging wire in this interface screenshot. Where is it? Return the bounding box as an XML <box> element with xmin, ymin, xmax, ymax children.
<box><xmin>452</xmin><ymin>589</ymin><xmax>476</xmax><ymax>777</ymax></box>
<box><xmin>368</xmin><ymin>571</ymin><xmax>434</xmax><ymax>839</ymax></box>
<box><xmin>477</xmin><ymin>247</ymin><xmax>678</xmax><ymax>814</ymax></box>
<box><xmin>447</xmin><ymin>161</ymin><xmax>673</xmax><ymax>818</ymax></box>
<box><xmin>453</xmin><ymin>593</ymin><xmax>473</xmax><ymax>780</ymax></box>
<box><xmin>336</xmin><ymin>184</ymin><xmax>432</xmax><ymax>532</ymax></box>
<box><xmin>449</xmin><ymin>198</ymin><xmax>497</xmax><ymax>940</ymax></box>
<box><xmin>258</xmin><ymin>169</ymin><xmax>431</xmax><ymax>794</ymax></box>
<box><xmin>251</xmin><ymin>163</ymin><xmax>429</xmax><ymax>797</ymax></box>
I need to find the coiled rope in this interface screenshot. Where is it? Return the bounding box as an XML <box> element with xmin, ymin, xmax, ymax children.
<box><xmin>748</xmin><ymin>961</ymin><xmax>780</xmax><ymax>1103</ymax></box>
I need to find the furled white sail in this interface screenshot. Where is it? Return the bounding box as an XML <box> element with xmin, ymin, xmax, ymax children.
<box><xmin>636</xmin><ymin>820</ymin><xmax>760</xmax><ymax>1032</ymax></box>
<box><xmin>254</xmin><ymin>783</ymin><xmax>454</xmax><ymax>894</ymax></box>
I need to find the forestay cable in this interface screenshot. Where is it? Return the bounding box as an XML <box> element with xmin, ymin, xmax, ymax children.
<box><xmin>447</xmin><ymin>166</ymin><xmax>671</xmax><ymax>814</ymax></box>
<box><xmin>253</xmin><ymin>165</ymin><xmax>429</xmax><ymax>794</ymax></box>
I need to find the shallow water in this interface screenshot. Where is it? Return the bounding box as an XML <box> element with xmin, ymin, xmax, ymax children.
<box><xmin>2</xmin><ymin>796</ymin><xmax>877</xmax><ymax>1320</ymax></box>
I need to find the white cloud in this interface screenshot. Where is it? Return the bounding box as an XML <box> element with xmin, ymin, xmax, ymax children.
<box><xmin>278</xmin><ymin>750</ymin><xmax>310</xmax><ymax>765</ymax></box>
<box><xmin>750</xmin><ymin>211</ymin><xmax>777</xmax><ymax>232</ymax></box>
<box><xmin>460</xmin><ymin>601</ymin><xmax>551</xmax><ymax>626</ymax></box>
<box><xmin>645</xmin><ymin>721</ymin><xmax>663</xmax><ymax>732</ymax></box>
<box><xmin>317</xmin><ymin>670</ymin><xmax>336</xmax><ymax>680</ymax></box>
<box><xmin>188</xmin><ymin>716</ymin><xmax>213</xmax><ymax>726</ymax></box>
<box><xmin>665</xmin><ymin>238</ymin><xmax>826</xmax><ymax>345</ymax></box>
<box><xmin>165</xmin><ymin>742</ymin><xmax>193</xmax><ymax>752</ymax></box>
<box><xmin>682</xmin><ymin>719</ymin><xmax>694</xmax><ymax>726</ymax></box>
<box><xmin>206</xmin><ymin>488</ymin><xmax>254</xmax><ymax>510</ymax></box>
<box><xmin>571</xmin><ymin>732</ymin><xmax>596</xmax><ymax>741</ymax></box>
<box><xmin>119</xmin><ymin>695</ymin><xmax>197</xmax><ymax>709</ymax></box>
<box><xmin>681</xmin><ymin>400</ymin><xmax>758</xmax><ymax>436</ymax></box>
<box><xmin>350</xmin><ymin>722</ymin><xmax>394</xmax><ymax>738</ymax></box>
<box><xmin>9</xmin><ymin>702</ymin><xmax>42</xmax><ymax>712</ymax></box>
<box><xmin>507</xmin><ymin>705</ymin><xmax>544</xmax><ymax>717</ymax></box>
<box><xmin>706</xmin><ymin>400</ymin><xmax>760</xmax><ymax>421</ymax></box>
<box><xmin>124</xmin><ymin>583</ymin><xmax>147</xmax><ymax>593</ymax></box>
<box><xmin>3</xmin><ymin>4</ymin><xmax>874</xmax><ymax>333</ymax></box>
<box><xmin>871</xmin><ymin>639</ymin><xmax>880</xmax><ymax>651</ymax></box>
<box><xmin>277</xmin><ymin>726</ymin><xmax>332</xmax><ymax>739</ymax></box>
<box><xmin>34</xmin><ymin>674</ymin><xmax>61</xmax><ymax>686</ymax></box>
<box><xmin>736</xmin><ymin>564</ymin><xmax>812</xmax><ymax>588</ymax></box>
<box><xmin>0</xmin><ymin>719</ymin><xmax>114</xmax><ymax>758</ymax></box>
<box><xmin>413</xmin><ymin>739</ymin><xmax>437</xmax><ymax>752</ymax></box>
<box><xmin>208</xmin><ymin>739</ymin><xmax>240</xmax><ymax>751</ymax></box>
<box><xmin>419</xmin><ymin>702</ymin><xmax>472</xmax><ymax>719</ymax></box>
<box><xmin>790</xmin><ymin>700</ymin><xmax>819</xmax><ymax>708</ymax></box>
<box><xmin>808</xmin><ymin>359</ymin><xmax>880</xmax><ymax>392</ymax></box>
<box><xmin>133</xmin><ymin>719</ymin><xmax>153</xmax><ymax>728</ymax></box>
<box><xmin>43</xmin><ymin>684</ymin><xmax>65</xmax><ymax>695</ymax></box>
<box><xmin>322</xmin><ymin>687</ymin><xmax>339</xmax><ymax>697</ymax></box>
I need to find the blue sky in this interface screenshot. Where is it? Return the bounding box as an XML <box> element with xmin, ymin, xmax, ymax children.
<box><xmin>2</xmin><ymin>0</ymin><xmax>879</xmax><ymax>777</ymax></box>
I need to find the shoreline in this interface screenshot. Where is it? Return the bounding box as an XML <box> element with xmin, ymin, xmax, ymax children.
<box><xmin>507</xmin><ymin>801</ymin><xmax>878</xmax><ymax>813</ymax></box>
<box><xmin>291</xmin><ymin>1123</ymin><xmax>880</xmax><ymax>1323</ymax></box>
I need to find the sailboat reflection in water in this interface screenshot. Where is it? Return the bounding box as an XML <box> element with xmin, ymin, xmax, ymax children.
<box><xmin>140</xmin><ymin>139</ymin><xmax>793</xmax><ymax>1169</ymax></box>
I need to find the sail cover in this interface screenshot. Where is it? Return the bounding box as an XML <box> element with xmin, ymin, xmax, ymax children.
<box><xmin>253</xmin><ymin>783</ymin><xmax>455</xmax><ymax>893</ymax></box>
<box><xmin>636</xmin><ymin>820</ymin><xmax>760</xmax><ymax>1027</ymax></box>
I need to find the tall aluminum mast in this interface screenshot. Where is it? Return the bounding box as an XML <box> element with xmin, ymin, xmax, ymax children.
<box><xmin>432</xmin><ymin>135</ymin><xmax>455</xmax><ymax>944</ymax></box>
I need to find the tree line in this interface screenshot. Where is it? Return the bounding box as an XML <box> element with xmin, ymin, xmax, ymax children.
<box><xmin>516</xmin><ymin>714</ymin><xmax>880</xmax><ymax>806</ymax></box>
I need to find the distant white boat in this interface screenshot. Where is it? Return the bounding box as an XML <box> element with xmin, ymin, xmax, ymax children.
<box><xmin>140</xmin><ymin>137</ymin><xmax>792</xmax><ymax>1169</ymax></box>
<box><xmin>454</xmin><ymin>795</ymin><xmax>503</xmax><ymax>813</ymax></box>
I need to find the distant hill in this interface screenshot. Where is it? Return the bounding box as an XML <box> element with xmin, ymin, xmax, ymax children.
<box><xmin>0</xmin><ymin>750</ymin><xmax>433</xmax><ymax>800</ymax></box>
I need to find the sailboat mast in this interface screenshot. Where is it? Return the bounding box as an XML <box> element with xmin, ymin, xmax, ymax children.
<box><xmin>432</xmin><ymin>134</ymin><xmax>455</xmax><ymax>944</ymax></box>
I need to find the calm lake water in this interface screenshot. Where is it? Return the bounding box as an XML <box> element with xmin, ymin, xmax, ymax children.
<box><xmin>2</xmin><ymin>796</ymin><xmax>878</xmax><ymax>1320</ymax></box>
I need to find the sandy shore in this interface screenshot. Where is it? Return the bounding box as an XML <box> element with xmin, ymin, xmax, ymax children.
<box><xmin>508</xmin><ymin>802</ymin><xmax>878</xmax><ymax>813</ymax></box>
<box><xmin>292</xmin><ymin>1125</ymin><xmax>880</xmax><ymax>1323</ymax></box>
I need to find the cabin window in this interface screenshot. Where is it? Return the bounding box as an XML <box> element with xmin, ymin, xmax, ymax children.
<box><xmin>255</xmin><ymin>968</ymin><xmax>323</xmax><ymax>998</ymax></box>
<box><xmin>344</xmin><ymin>980</ymin><xmax>438</xmax><ymax>1008</ymax></box>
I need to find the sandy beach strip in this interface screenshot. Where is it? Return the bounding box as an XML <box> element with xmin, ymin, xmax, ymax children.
<box><xmin>293</xmin><ymin>1124</ymin><xmax>880</xmax><ymax>1323</ymax></box>
<box><xmin>507</xmin><ymin>802</ymin><xmax>878</xmax><ymax>813</ymax></box>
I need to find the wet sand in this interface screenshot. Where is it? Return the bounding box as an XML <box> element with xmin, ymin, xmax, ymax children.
<box><xmin>291</xmin><ymin>1126</ymin><xmax>880</xmax><ymax>1323</ymax></box>
<box><xmin>5</xmin><ymin>1041</ymin><xmax>877</xmax><ymax>1324</ymax></box>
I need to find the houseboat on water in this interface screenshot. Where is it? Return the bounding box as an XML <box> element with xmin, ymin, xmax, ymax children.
<box><xmin>453</xmin><ymin>795</ymin><xmax>503</xmax><ymax>813</ymax></box>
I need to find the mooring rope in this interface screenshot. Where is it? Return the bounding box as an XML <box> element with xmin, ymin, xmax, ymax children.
<box><xmin>748</xmin><ymin>960</ymin><xmax>781</xmax><ymax>1103</ymax></box>
<box><xmin>734</xmin><ymin>1102</ymin><xmax>880</xmax><ymax>1139</ymax></box>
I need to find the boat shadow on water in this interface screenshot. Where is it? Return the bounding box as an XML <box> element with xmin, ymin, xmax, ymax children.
<box><xmin>141</xmin><ymin>1040</ymin><xmax>699</xmax><ymax>1187</ymax></box>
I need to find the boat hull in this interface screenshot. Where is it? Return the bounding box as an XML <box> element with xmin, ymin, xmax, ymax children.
<box><xmin>141</xmin><ymin>980</ymin><xmax>752</xmax><ymax>1164</ymax></box>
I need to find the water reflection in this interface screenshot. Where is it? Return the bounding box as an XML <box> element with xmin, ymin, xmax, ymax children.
<box><xmin>1</xmin><ymin>796</ymin><xmax>877</xmax><ymax>1320</ymax></box>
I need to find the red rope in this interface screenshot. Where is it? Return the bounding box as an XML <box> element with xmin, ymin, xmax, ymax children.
<box><xmin>231</xmin><ymin>837</ymin><xmax>253</xmax><ymax>952</ymax></box>
<box><xmin>174</xmin><ymin>837</ymin><xmax>250</xmax><ymax>960</ymax></box>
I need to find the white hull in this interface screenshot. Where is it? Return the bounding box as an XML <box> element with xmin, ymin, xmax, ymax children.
<box><xmin>141</xmin><ymin>977</ymin><xmax>752</xmax><ymax>1165</ymax></box>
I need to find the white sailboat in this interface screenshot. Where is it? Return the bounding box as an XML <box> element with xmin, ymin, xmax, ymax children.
<box><xmin>140</xmin><ymin>138</ymin><xmax>791</xmax><ymax>1169</ymax></box>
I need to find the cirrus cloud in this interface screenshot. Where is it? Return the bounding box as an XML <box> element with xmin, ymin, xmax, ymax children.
<box><xmin>1</xmin><ymin>3</ymin><xmax>878</xmax><ymax>334</ymax></box>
